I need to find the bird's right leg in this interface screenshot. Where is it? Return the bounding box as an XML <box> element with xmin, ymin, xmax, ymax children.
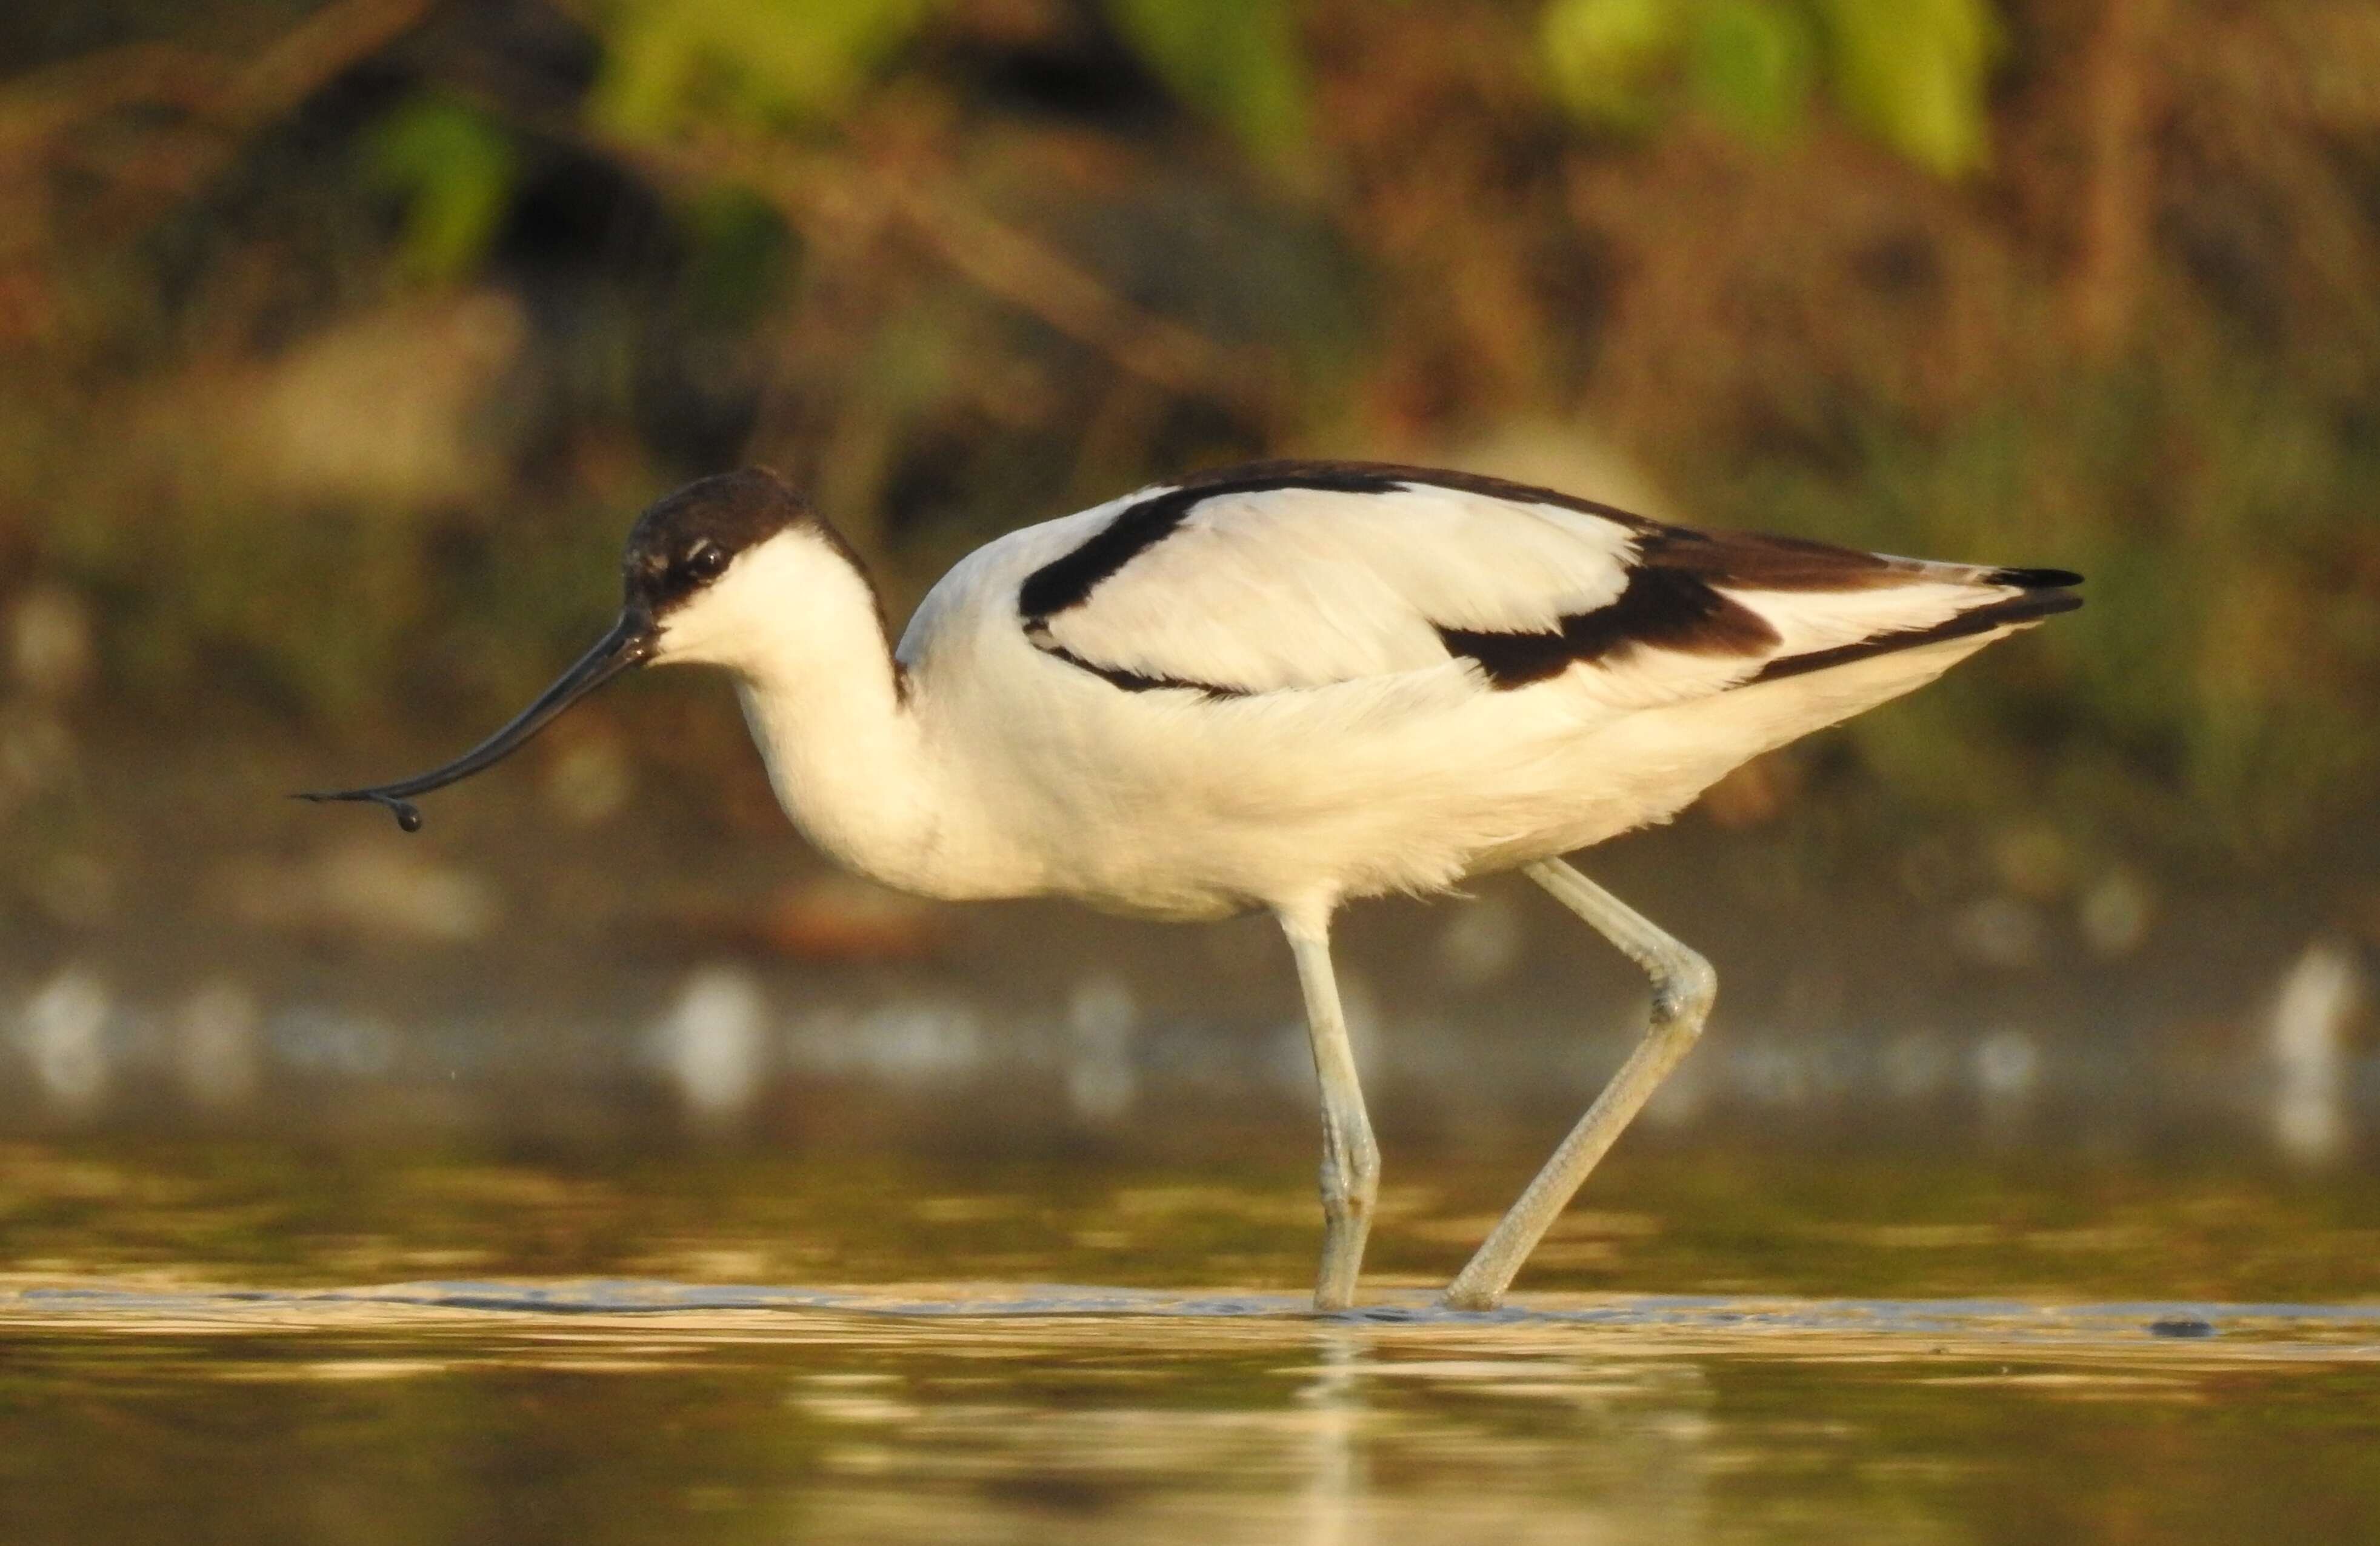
<box><xmin>1441</xmin><ymin>858</ymin><xmax>1716</xmax><ymax>1310</ymax></box>
<box><xmin>1282</xmin><ymin>910</ymin><xmax>1381</xmax><ymax>1312</ymax></box>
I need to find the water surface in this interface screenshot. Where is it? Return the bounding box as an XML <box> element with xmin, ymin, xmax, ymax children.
<box><xmin>7</xmin><ymin>1277</ymin><xmax>2377</xmax><ymax>1545</ymax></box>
<box><xmin>4</xmin><ymin>1143</ymin><xmax>2375</xmax><ymax>1543</ymax></box>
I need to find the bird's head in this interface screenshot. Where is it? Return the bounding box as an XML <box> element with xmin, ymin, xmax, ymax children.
<box><xmin>298</xmin><ymin>466</ymin><xmax>866</xmax><ymax>831</ymax></box>
<box><xmin>623</xmin><ymin>467</ymin><xmax>877</xmax><ymax>671</ymax></box>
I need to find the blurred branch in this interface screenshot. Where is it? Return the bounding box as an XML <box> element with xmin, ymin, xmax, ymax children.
<box><xmin>224</xmin><ymin>0</ymin><xmax>439</xmax><ymax>127</ymax></box>
<box><xmin>0</xmin><ymin>0</ymin><xmax>436</xmax><ymax>263</ymax></box>
<box><xmin>0</xmin><ymin>47</ymin><xmax>219</xmax><ymax>152</ymax></box>
<box><xmin>589</xmin><ymin>125</ymin><xmax>1283</xmax><ymax>428</ymax></box>
<box><xmin>876</xmin><ymin>170</ymin><xmax>1280</xmax><ymax>427</ymax></box>
<box><xmin>0</xmin><ymin>0</ymin><xmax>435</xmax><ymax>135</ymax></box>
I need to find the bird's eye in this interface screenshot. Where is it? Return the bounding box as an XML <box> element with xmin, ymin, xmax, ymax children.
<box><xmin>682</xmin><ymin>544</ymin><xmax>729</xmax><ymax>582</ymax></box>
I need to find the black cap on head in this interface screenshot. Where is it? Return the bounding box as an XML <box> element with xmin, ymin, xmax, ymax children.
<box><xmin>622</xmin><ymin>466</ymin><xmax>816</xmax><ymax>619</ymax></box>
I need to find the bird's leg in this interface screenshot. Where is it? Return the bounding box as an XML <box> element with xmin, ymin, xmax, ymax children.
<box><xmin>1442</xmin><ymin>858</ymin><xmax>1716</xmax><ymax>1311</ymax></box>
<box><xmin>1283</xmin><ymin>913</ymin><xmax>1381</xmax><ymax>1311</ymax></box>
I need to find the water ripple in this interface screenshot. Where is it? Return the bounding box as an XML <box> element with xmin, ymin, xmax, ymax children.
<box><xmin>8</xmin><ymin>1277</ymin><xmax>2377</xmax><ymax>1358</ymax></box>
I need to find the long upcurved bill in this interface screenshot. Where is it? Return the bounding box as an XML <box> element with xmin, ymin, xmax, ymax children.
<box><xmin>296</xmin><ymin>610</ymin><xmax>656</xmax><ymax>832</ymax></box>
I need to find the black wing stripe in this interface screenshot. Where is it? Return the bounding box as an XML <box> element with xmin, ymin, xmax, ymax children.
<box><xmin>1018</xmin><ymin>466</ymin><xmax>1405</xmax><ymax>621</ymax></box>
<box><xmin>1445</xmin><ymin>578</ymin><xmax>2084</xmax><ymax>694</ymax></box>
<box><xmin>1749</xmin><ymin>588</ymin><xmax>2082</xmax><ymax>685</ymax></box>
<box><xmin>1437</xmin><ymin>567</ymin><xmax>1781</xmax><ymax>689</ymax></box>
<box><xmin>1035</xmin><ymin>640</ymin><xmax>1248</xmax><ymax>701</ymax></box>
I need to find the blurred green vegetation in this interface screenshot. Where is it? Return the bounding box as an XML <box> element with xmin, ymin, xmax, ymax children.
<box><xmin>1</xmin><ymin>0</ymin><xmax>2376</xmax><ymax>867</ymax></box>
<box><xmin>1542</xmin><ymin>0</ymin><xmax>2002</xmax><ymax>172</ymax></box>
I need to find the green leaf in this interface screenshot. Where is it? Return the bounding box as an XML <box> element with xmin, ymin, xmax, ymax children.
<box><xmin>1539</xmin><ymin>0</ymin><xmax>1688</xmax><ymax>133</ymax></box>
<box><xmin>1687</xmin><ymin>0</ymin><xmax>1816</xmax><ymax>142</ymax></box>
<box><xmin>1813</xmin><ymin>0</ymin><xmax>2002</xmax><ymax>176</ymax></box>
<box><xmin>364</xmin><ymin>94</ymin><xmax>518</xmax><ymax>282</ymax></box>
<box><xmin>590</xmin><ymin>0</ymin><xmax>938</xmax><ymax>138</ymax></box>
<box><xmin>1104</xmin><ymin>0</ymin><xmax>1311</xmax><ymax>168</ymax></box>
<box><xmin>1538</xmin><ymin>0</ymin><xmax>2004</xmax><ymax>177</ymax></box>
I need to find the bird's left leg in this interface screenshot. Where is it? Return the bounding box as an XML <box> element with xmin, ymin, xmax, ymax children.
<box><xmin>1441</xmin><ymin>858</ymin><xmax>1715</xmax><ymax>1310</ymax></box>
<box><xmin>1281</xmin><ymin>909</ymin><xmax>1381</xmax><ymax>1312</ymax></box>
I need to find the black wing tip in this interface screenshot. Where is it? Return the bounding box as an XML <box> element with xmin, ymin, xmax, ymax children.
<box><xmin>1988</xmin><ymin>566</ymin><xmax>2084</xmax><ymax>589</ymax></box>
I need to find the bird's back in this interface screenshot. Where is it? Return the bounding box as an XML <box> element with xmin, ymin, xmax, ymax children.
<box><xmin>895</xmin><ymin>462</ymin><xmax>2076</xmax><ymax>916</ymax></box>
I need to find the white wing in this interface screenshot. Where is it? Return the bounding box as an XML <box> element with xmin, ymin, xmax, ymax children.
<box><xmin>1012</xmin><ymin>462</ymin><xmax>2078</xmax><ymax>705</ymax></box>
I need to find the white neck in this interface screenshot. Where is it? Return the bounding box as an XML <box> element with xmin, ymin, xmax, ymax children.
<box><xmin>652</xmin><ymin>528</ymin><xmax>998</xmax><ymax>899</ymax></box>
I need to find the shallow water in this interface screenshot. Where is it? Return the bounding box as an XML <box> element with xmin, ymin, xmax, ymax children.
<box><xmin>4</xmin><ymin>1143</ymin><xmax>2376</xmax><ymax>1543</ymax></box>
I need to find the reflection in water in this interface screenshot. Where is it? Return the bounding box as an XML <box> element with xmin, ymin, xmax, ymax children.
<box><xmin>18</xmin><ymin>967</ymin><xmax>111</xmax><ymax>1112</ymax></box>
<box><xmin>3</xmin><ymin>1281</ymin><xmax>2376</xmax><ymax>1545</ymax></box>
<box><xmin>1972</xmin><ymin>1026</ymin><xmax>2042</xmax><ymax>1136</ymax></box>
<box><xmin>4</xmin><ymin>967</ymin><xmax>2373</xmax><ymax>1170</ymax></box>
<box><xmin>2268</xmin><ymin>942</ymin><xmax>2364</xmax><ymax>1167</ymax></box>
<box><xmin>652</xmin><ymin>963</ymin><xmax>770</xmax><ymax>1127</ymax></box>
<box><xmin>1288</xmin><ymin>1324</ymin><xmax>1728</xmax><ymax>1545</ymax></box>
<box><xmin>1298</xmin><ymin>1330</ymin><xmax>1361</xmax><ymax>1546</ymax></box>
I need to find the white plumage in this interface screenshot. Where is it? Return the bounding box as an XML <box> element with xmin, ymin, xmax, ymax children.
<box><xmin>306</xmin><ymin>459</ymin><xmax>2081</xmax><ymax>1313</ymax></box>
<box><xmin>1015</xmin><ymin>482</ymin><xmax>1641</xmax><ymax>689</ymax></box>
<box><xmin>867</xmin><ymin>466</ymin><xmax>2070</xmax><ymax>918</ymax></box>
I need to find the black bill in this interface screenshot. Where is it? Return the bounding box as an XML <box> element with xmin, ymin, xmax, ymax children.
<box><xmin>296</xmin><ymin>610</ymin><xmax>657</xmax><ymax>833</ymax></box>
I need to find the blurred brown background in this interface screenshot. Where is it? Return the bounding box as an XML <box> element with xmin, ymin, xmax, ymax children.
<box><xmin>0</xmin><ymin>0</ymin><xmax>2373</xmax><ymax>1159</ymax></box>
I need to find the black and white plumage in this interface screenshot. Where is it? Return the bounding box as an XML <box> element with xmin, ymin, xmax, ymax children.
<box><xmin>304</xmin><ymin>460</ymin><xmax>2081</xmax><ymax>1311</ymax></box>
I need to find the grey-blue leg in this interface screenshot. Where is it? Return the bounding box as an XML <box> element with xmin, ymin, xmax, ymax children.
<box><xmin>1282</xmin><ymin>911</ymin><xmax>1381</xmax><ymax>1311</ymax></box>
<box><xmin>1442</xmin><ymin>858</ymin><xmax>1716</xmax><ymax>1310</ymax></box>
